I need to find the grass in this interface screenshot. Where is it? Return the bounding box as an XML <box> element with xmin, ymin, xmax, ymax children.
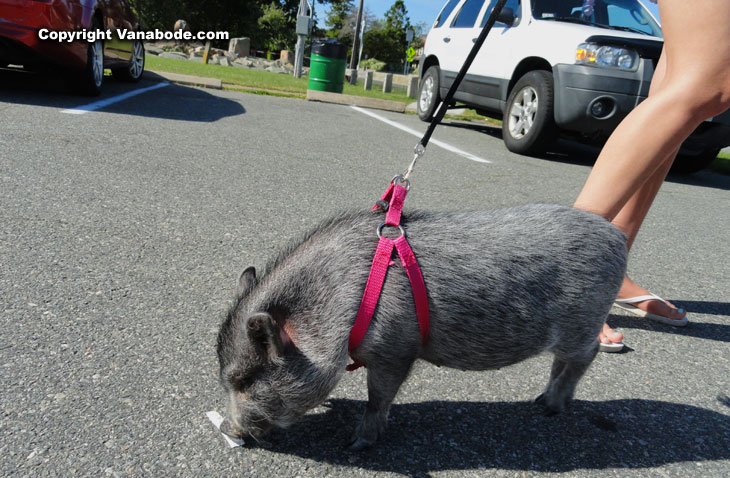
<box><xmin>147</xmin><ymin>55</ymin><xmax>309</xmax><ymax>92</ymax></box>
<box><xmin>145</xmin><ymin>55</ymin><xmax>414</xmax><ymax>104</ymax></box>
<box><xmin>445</xmin><ymin>108</ymin><xmax>502</xmax><ymax>126</ymax></box>
<box><xmin>710</xmin><ymin>151</ymin><xmax>730</xmax><ymax>175</ymax></box>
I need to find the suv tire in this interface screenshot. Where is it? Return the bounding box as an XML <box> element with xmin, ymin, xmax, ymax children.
<box><xmin>502</xmin><ymin>70</ymin><xmax>556</xmax><ymax>155</ymax></box>
<box><xmin>418</xmin><ymin>66</ymin><xmax>441</xmax><ymax>121</ymax></box>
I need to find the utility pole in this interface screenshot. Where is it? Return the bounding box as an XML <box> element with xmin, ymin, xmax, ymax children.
<box><xmin>349</xmin><ymin>0</ymin><xmax>365</xmax><ymax>70</ymax></box>
<box><xmin>294</xmin><ymin>0</ymin><xmax>313</xmax><ymax>78</ymax></box>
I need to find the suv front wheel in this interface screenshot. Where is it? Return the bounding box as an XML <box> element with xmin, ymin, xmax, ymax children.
<box><xmin>418</xmin><ymin>66</ymin><xmax>442</xmax><ymax>121</ymax></box>
<box><xmin>502</xmin><ymin>70</ymin><xmax>556</xmax><ymax>156</ymax></box>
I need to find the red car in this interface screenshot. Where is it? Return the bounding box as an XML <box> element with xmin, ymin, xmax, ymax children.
<box><xmin>0</xmin><ymin>0</ymin><xmax>145</xmax><ymax>95</ymax></box>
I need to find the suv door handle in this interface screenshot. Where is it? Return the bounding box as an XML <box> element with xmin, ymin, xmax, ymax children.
<box><xmin>443</xmin><ymin>37</ymin><xmax>451</xmax><ymax>43</ymax></box>
<box><xmin>472</xmin><ymin>38</ymin><xmax>477</xmax><ymax>43</ymax></box>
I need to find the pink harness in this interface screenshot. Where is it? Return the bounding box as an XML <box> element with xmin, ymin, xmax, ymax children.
<box><xmin>343</xmin><ymin>1</ymin><xmax>511</xmax><ymax>371</ymax></box>
<box><xmin>347</xmin><ymin>182</ymin><xmax>430</xmax><ymax>371</ymax></box>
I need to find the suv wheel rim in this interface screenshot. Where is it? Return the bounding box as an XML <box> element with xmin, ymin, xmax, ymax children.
<box><xmin>508</xmin><ymin>86</ymin><xmax>538</xmax><ymax>139</ymax></box>
<box><xmin>130</xmin><ymin>41</ymin><xmax>144</xmax><ymax>78</ymax></box>
<box><xmin>419</xmin><ymin>76</ymin><xmax>434</xmax><ymax>111</ymax></box>
<box><xmin>92</xmin><ymin>39</ymin><xmax>103</xmax><ymax>87</ymax></box>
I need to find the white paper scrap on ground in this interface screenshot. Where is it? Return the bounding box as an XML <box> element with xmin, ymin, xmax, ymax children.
<box><xmin>206</xmin><ymin>411</ymin><xmax>245</xmax><ymax>448</ymax></box>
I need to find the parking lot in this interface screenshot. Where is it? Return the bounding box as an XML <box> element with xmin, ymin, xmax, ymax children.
<box><xmin>1</xmin><ymin>70</ymin><xmax>729</xmax><ymax>477</ymax></box>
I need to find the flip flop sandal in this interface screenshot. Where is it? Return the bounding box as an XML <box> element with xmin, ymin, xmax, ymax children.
<box><xmin>599</xmin><ymin>341</ymin><xmax>625</xmax><ymax>353</ymax></box>
<box><xmin>614</xmin><ymin>294</ymin><xmax>688</xmax><ymax>327</ymax></box>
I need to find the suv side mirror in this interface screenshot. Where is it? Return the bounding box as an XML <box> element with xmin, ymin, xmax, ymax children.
<box><xmin>497</xmin><ymin>7</ymin><xmax>516</xmax><ymax>26</ymax></box>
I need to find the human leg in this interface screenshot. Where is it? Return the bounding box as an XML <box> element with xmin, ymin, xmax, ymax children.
<box><xmin>581</xmin><ymin>0</ymin><xmax>730</xmax><ymax>346</ymax></box>
<box><xmin>574</xmin><ymin>0</ymin><xmax>730</xmax><ymax>220</ymax></box>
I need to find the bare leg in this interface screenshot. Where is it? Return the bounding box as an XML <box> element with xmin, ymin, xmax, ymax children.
<box><xmin>576</xmin><ymin>0</ymin><xmax>730</xmax><ymax>345</ymax></box>
<box><xmin>575</xmin><ymin>0</ymin><xmax>730</xmax><ymax>217</ymax></box>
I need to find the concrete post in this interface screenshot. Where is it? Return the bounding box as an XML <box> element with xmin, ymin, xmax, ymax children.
<box><xmin>407</xmin><ymin>76</ymin><xmax>419</xmax><ymax>99</ymax></box>
<box><xmin>364</xmin><ymin>71</ymin><xmax>373</xmax><ymax>90</ymax></box>
<box><xmin>346</xmin><ymin>68</ymin><xmax>358</xmax><ymax>85</ymax></box>
<box><xmin>382</xmin><ymin>73</ymin><xmax>393</xmax><ymax>93</ymax></box>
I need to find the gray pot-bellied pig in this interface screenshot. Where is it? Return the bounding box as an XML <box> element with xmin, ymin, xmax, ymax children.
<box><xmin>216</xmin><ymin>204</ymin><xmax>627</xmax><ymax>450</ymax></box>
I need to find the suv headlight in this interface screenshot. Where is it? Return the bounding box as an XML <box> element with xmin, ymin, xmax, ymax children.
<box><xmin>576</xmin><ymin>43</ymin><xmax>638</xmax><ymax>70</ymax></box>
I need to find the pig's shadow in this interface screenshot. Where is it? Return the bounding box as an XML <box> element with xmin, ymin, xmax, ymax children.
<box><xmin>259</xmin><ymin>397</ymin><xmax>730</xmax><ymax>475</ymax></box>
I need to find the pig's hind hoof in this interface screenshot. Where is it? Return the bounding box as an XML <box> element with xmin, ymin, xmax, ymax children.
<box><xmin>534</xmin><ymin>393</ymin><xmax>561</xmax><ymax>417</ymax></box>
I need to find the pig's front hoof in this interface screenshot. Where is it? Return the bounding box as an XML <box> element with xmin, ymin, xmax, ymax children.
<box><xmin>534</xmin><ymin>393</ymin><xmax>561</xmax><ymax>417</ymax></box>
<box><xmin>348</xmin><ymin>437</ymin><xmax>375</xmax><ymax>452</ymax></box>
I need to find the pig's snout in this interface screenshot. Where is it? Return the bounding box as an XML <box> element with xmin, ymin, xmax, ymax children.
<box><xmin>220</xmin><ymin>418</ymin><xmax>244</xmax><ymax>440</ymax></box>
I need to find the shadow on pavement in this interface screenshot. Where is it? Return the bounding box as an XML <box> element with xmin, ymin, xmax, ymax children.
<box><xmin>247</xmin><ymin>397</ymin><xmax>729</xmax><ymax>475</ymax></box>
<box><xmin>0</xmin><ymin>67</ymin><xmax>245</xmax><ymax>122</ymax></box>
<box><xmin>439</xmin><ymin>120</ymin><xmax>730</xmax><ymax>190</ymax></box>
<box><xmin>607</xmin><ymin>304</ymin><xmax>730</xmax><ymax>344</ymax></box>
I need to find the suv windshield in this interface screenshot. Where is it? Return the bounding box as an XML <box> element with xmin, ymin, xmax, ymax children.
<box><xmin>531</xmin><ymin>0</ymin><xmax>662</xmax><ymax>38</ymax></box>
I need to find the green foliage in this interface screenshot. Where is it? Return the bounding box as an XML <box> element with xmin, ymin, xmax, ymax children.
<box><xmin>126</xmin><ymin>0</ymin><xmax>343</xmax><ymax>51</ymax></box>
<box><xmin>259</xmin><ymin>2</ymin><xmax>295</xmax><ymax>51</ymax></box>
<box><xmin>360</xmin><ymin>58</ymin><xmax>386</xmax><ymax>71</ymax></box>
<box><xmin>361</xmin><ymin>0</ymin><xmax>412</xmax><ymax>70</ymax></box>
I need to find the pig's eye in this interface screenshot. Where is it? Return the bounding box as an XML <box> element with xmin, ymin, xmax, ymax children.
<box><xmin>239</xmin><ymin>376</ymin><xmax>255</xmax><ymax>389</ymax></box>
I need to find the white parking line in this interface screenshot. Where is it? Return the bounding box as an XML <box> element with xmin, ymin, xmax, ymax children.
<box><xmin>61</xmin><ymin>81</ymin><xmax>170</xmax><ymax>115</ymax></box>
<box><xmin>350</xmin><ymin>105</ymin><xmax>492</xmax><ymax>164</ymax></box>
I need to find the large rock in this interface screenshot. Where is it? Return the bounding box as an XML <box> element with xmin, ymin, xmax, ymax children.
<box><xmin>159</xmin><ymin>52</ymin><xmax>188</xmax><ymax>61</ymax></box>
<box><xmin>233</xmin><ymin>58</ymin><xmax>254</xmax><ymax>68</ymax></box>
<box><xmin>229</xmin><ymin>38</ymin><xmax>250</xmax><ymax>58</ymax></box>
<box><xmin>146</xmin><ymin>45</ymin><xmax>163</xmax><ymax>55</ymax></box>
<box><xmin>280</xmin><ymin>50</ymin><xmax>294</xmax><ymax>65</ymax></box>
<box><xmin>219</xmin><ymin>57</ymin><xmax>231</xmax><ymax>67</ymax></box>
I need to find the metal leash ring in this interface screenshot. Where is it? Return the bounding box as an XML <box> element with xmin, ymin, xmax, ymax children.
<box><xmin>391</xmin><ymin>174</ymin><xmax>411</xmax><ymax>191</ymax></box>
<box><xmin>377</xmin><ymin>222</ymin><xmax>405</xmax><ymax>239</ymax></box>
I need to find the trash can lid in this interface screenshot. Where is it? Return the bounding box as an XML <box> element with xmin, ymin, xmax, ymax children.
<box><xmin>311</xmin><ymin>39</ymin><xmax>347</xmax><ymax>60</ymax></box>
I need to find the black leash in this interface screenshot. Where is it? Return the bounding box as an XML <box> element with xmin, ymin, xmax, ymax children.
<box><xmin>397</xmin><ymin>0</ymin><xmax>508</xmax><ymax>184</ymax></box>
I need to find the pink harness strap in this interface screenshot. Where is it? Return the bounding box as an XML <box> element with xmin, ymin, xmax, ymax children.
<box><xmin>347</xmin><ymin>183</ymin><xmax>430</xmax><ymax>371</ymax></box>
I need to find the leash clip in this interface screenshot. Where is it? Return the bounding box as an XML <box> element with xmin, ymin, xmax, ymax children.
<box><xmin>402</xmin><ymin>143</ymin><xmax>426</xmax><ymax>182</ymax></box>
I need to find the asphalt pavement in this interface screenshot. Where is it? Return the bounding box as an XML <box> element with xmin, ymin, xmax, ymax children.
<box><xmin>1</xmin><ymin>69</ymin><xmax>729</xmax><ymax>478</ymax></box>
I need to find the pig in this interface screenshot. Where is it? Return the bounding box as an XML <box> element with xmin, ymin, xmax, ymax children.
<box><xmin>216</xmin><ymin>204</ymin><xmax>627</xmax><ymax>450</ymax></box>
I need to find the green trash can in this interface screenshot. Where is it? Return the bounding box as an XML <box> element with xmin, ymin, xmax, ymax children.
<box><xmin>308</xmin><ymin>39</ymin><xmax>347</xmax><ymax>94</ymax></box>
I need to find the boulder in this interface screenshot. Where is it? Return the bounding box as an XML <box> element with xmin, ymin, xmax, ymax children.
<box><xmin>174</xmin><ymin>20</ymin><xmax>189</xmax><ymax>32</ymax></box>
<box><xmin>146</xmin><ymin>45</ymin><xmax>163</xmax><ymax>55</ymax></box>
<box><xmin>159</xmin><ymin>51</ymin><xmax>188</xmax><ymax>61</ymax></box>
<box><xmin>280</xmin><ymin>50</ymin><xmax>294</xmax><ymax>65</ymax></box>
<box><xmin>229</xmin><ymin>37</ymin><xmax>250</xmax><ymax>58</ymax></box>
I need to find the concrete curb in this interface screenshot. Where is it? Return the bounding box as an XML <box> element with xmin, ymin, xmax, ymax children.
<box><xmin>147</xmin><ymin>70</ymin><xmax>222</xmax><ymax>90</ymax></box>
<box><xmin>306</xmin><ymin>89</ymin><xmax>406</xmax><ymax>113</ymax></box>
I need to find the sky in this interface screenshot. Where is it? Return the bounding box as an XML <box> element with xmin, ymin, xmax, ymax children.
<box><xmin>320</xmin><ymin>1</ymin><xmax>661</xmax><ymax>29</ymax></box>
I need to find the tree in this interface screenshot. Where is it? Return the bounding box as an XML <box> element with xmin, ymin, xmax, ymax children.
<box><xmin>259</xmin><ymin>2</ymin><xmax>296</xmax><ymax>51</ymax></box>
<box><xmin>126</xmin><ymin>0</ymin><xmax>349</xmax><ymax>51</ymax></box>
<box><xmin>362</xmin><ymin>0</ymin><xmax>412</xmax><ymax>69</ymax></box>
<box><xmin>324</xmin><ymin>0</ymin><xmax>355</xmax><ymax>34</ymax></box>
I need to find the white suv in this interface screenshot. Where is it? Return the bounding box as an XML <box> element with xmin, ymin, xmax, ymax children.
<box><xmin>418</xmin><ymin>0</ymin><xmax>730</xmax><ymax>173</ymax></box>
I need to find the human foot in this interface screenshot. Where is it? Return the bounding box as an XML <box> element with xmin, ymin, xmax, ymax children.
<box><xmin>614</xmin><ymin>276</ymin><xmax>688</xmax><ymax>326</ymax></box>
<box><xmin>598</xmin><ymin>322</ymin><xmax>624</xmax><ymax>353</ymax></box>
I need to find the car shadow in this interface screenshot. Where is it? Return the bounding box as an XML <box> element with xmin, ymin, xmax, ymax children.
<box><xmin>0</xmin><ymin>67</ymin><xmax>245</xmax><ymax>122</ymax></box>
<box><xmin>439</xmin><ymin>120</ymin><xmax>730</xmax><ymax>190</ymax></box>
<box><xmin>246</xmin><ymin>397</ymin><xmax>730</xmax><ymax>475</ymax></box>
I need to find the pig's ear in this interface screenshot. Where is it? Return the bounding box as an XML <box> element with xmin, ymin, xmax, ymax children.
<box><xmin>246</xmin><ymin>312</ymin><xmax>284</xmax><ymax>359</ymax></box>
<box><xmin>237</xmin><ymin>266</ymin><xmax>257</xmax><ymax>297</ymax></box>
